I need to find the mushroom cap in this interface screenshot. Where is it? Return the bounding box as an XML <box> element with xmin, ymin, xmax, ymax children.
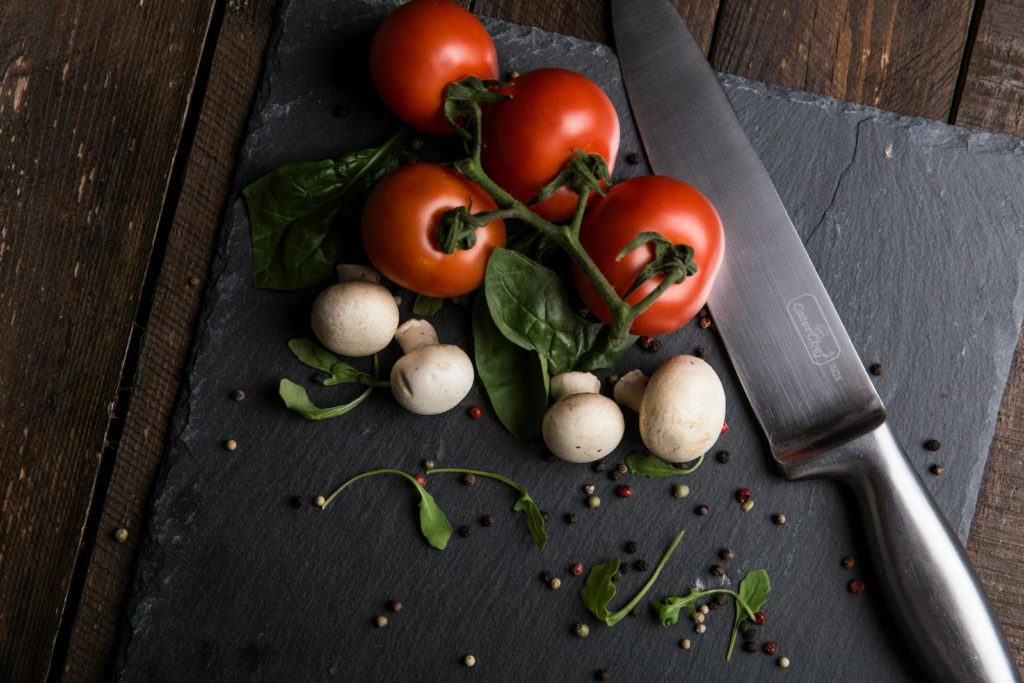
<box><xmin>549</xmin><ymin>371</ymin><xmax>601</xmax><ymax>401</ymax></box>
<box><xmin>542</xmin><ymin>393</ymin><xmax>625</xmax><ymax>463</ymax></box>
<box><xmin>639</xmin><ymin>355</ymin><xmax>725</xmax><ymax>463</ymax></box>
<box><xmin>311</xmin><ymin>281</ymin><xmax>400</xmax><ymax>357</ymax></box>
<box><xmin>390</xmin><ymin>344</ymin><xmax>474</xmax><ymax>415</ymax></box>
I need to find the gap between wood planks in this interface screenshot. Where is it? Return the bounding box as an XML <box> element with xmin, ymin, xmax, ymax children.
<box><xmin>948</xmin><ymin>0</ymin><xmax>987</xmax><ymax>123</ymax></box>
<box><xmin>46</xmin><ymin>2</ymin><xmax>229</xmax><ymax>680</ymax></box>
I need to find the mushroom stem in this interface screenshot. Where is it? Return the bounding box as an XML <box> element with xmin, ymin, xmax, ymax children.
<box><xmin>549</xmin><ymin>371</ymin><xmax>602</xmax><ymax>402</ymax></box>
<box><xmin>613</xmin><ymin>369</ymin><xmax>649</xmax><ymax>412</ymax></box>
<box><xmin>395</xmin><ymin>319</ymin><xmax>440</xmax><ymax>353</ymax></box>
<box><xmin>336</xmin><ymin>264</ymin><xmax>381</xmax><ymax>283</ymax></box>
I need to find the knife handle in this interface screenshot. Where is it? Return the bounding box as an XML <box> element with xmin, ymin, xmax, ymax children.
<box><xmin>786</xmin><ymin>423</ymin><xmax>1020</xmax><ymax>682</ymax></box>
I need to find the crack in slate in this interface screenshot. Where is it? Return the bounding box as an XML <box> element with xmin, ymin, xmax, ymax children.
<box><xmin>804</xmin><ymin>116</ymin><xmax>872</xmax><ymax>246</ymax></box>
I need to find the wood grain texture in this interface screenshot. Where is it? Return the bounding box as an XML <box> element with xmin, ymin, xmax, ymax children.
<box><xmin>957</xmin><ymin>0</ymin><xmax>1024</xmax><ymax>132</ymax></box>
<box><xmin>0</xmin><ymin>1</ymin><xmax>215</xmax><ymax>681</ymax></box>
<box><xmin>59</xmin><ymin>1</ymin><xmax>279</xmax><ymax>681</ymax></box>
<box><xmin>710</xmin><ymin>0</ymin><xmax>975</xmax><ymax>119</ymax></box>
<box><xmin>472</xmin><ymin>0</ymin><xmax>721</xmax><ymax>53</ymax></box>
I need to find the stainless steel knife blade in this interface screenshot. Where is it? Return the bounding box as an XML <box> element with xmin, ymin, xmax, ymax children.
<box><xmin>611</xmin><ymin>1</ymin><xmax>1020</xmax><ymax>681</ymax></box>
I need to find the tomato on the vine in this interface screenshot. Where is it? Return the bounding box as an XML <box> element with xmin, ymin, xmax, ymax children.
<box><xmin>370</xmin><ymin>0</ymin><xmax>499</xmax><ymax>135</ymax></box>
<box><xmin>481</xmin><ymin>68</ymin><xmax>620</xmax><ymax>222</ymax></box>
<box><xmin>362</xmin><ymin>163</ymin><xmax>506</xmax><ymax>298</ymax></box>
<box><xmin>573</xmin><ymin>176</ymin><xmax>724</xmax><ymax>335</ymax></box>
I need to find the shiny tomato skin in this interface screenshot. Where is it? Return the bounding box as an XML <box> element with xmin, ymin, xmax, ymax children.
<box><xmin>481</xmin><ymin>68</ymin><xmax>620</xmax><ymax>222</ymax></box>
<box><xmin>573</xmin><ymin>176</ymin><xmax>724</xmax><ymax>335</ymax></box>
<box><xmin>362</xmin><ymin>163</ymin><xmax>506</xmax><ymax>298</ymax></box>
<box><xmin>370</xmin><ymin>0</ymin><xmax>499</xmax><ymax>135</ymax></box>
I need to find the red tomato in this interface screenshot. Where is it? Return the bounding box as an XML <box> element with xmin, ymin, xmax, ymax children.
<box><xmin>481</xmin><ymin>68</ymin><xmax>620</xmax><ymax>222</ymax></box>
<box><xmin>573</xmin><ymin>176</ymin><xmax>724</xmax><ymax>335</ymax></box>
<box><xmin>362</xmin><ymin>164</ymin><xmax>506</xmax><ymax>297</ymax></box>
<box><xmin>370</xmin><ymin>0</ymin><xmax>499</xmax><ymax>135</ymax></box>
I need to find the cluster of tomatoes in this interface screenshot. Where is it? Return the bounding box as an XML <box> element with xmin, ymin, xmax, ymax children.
<box><xmin>362</xmin><ymin>0</ymin><xmax>723</xmax><ymax>335</ymax></box>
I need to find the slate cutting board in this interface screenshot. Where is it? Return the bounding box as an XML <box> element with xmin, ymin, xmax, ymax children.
<box><xmin>115</xmin><ymin>1</ymin><xmax>1024</xmax><ymax>680</ymax></box>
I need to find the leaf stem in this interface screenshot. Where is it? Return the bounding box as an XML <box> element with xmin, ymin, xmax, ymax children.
<box><xmin>426</xmin><ymin>467</ymin><xmax>522</xmax><ymax>492</ymax></box>
<box><xmin>322</xmin><ymin>468</ymin><xmax>419</xmax><ymax>508</ymax></box>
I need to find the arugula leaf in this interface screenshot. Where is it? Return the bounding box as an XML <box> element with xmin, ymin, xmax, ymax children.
<box><xmin>244</xmin><ymin>130</ymin><xmax>405</xmax><ymax>290</ymax></box>
<box><xmin>323</xmin><ymin>468</ymin><xmax>451</xmax><ymax>550</ymax></box>
<box><xmin>413</xmin><ymin>295</ymin><xmax>444</xmax><ymax>316</ymax></box>
<box><xmin>728</xmin><ymin>569</ymin><xmax>770</xmax><ymax>660</ymax></box>
<box><xmin>278</xmin><ymin>379</ymin><xmax>374</xmax><ymax>420</ymax></box>
<box><xmin>625</xmin><ymin>452</ymin><xmax>705</xmax><ymax>479</ymax></box>
<box><xmin>652</xmin><ymin>590</ymin><xmax>704</xmax><ymax>626</ymax></box>
<box><xmin>427</xmin><ymin>468</ymin><xmax>547</xmax><ymax>549</ymax></box>
<box><xmin>472</xmin><ymin>292</ymin><xmax>549</xmax><ymax>438</ymax></box>
<box><xmin>287</xmin><ymin>338</ymin><xmax>388</xmax><ymax>387</ymax></box>
<box><xmin>580</xmin><ymin>528</ymin><xmax>685</xmax><ymax>626</ymax></box>
<box><xmin>484</xmin><ymin>248</ymin><xmax>633</xmax><ymax>373</ymax></box>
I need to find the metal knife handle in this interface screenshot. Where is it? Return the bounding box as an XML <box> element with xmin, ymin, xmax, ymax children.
<box><xmin>784</xmin><ymin>423</ymin><xmax>1020</xmax><ymax>682</ymax></box>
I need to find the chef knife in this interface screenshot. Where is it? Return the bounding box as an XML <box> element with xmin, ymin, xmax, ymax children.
<box><xmin>610</xmin><ymin>1</ymin><xmax>1021</xmax><ymax>680</ymax></box>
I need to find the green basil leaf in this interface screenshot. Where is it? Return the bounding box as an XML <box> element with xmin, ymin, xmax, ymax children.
<box><xmin>412</xmin><ymin>481</ymin><xmax>452</xmax><ymax>550</ymax></box>
<box><xmin>728</xmin><ymin>569</ymin><xmax>771</xmax><ymax>660</ymax></box>
<box><xmin>472</xmin><ymin>293</ymin><xmax>549</xmax><ymax>438</ymax></box>
<box><xmin>581</xmin><ymin>528</ymin><xmax>686</xmax><ymax>626</ymax></box>
<box><xmin>244</xmin><ymin>131</ymin><xmax>404</xmax><ymax>290</ymax></box>
<box><xmin>278</xmin><ymin>379</ymin><xmax>374</xmax><ymax>420</ymax></box>
<box><xmin>512</xmin><ymin>492</ymin><xmax>548</xmax><ymax>550</ymax></box>
<box><xmin>485</xmin><ymin>248</ymin><xmax>631</xmax><ymax>373</ymax></box>
<box><xmin>413</xmin><ymin>295</ymin><xmax>444</xmax><ymax>316</ymax></box>
<box><xmin>287</xmin><ymin>338</ymin><xmax>388</xmax><ymax>387</ymax></box>
<box><xmin>625</xmin><ymin>452</ymin><xmax>705</xmax><ymax>479</ymax></box>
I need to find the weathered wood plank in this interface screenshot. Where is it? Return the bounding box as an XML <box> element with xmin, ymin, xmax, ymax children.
<box><xmin>0</xmin><ymin>1</ymin><xmax>216</xmax><ymax>680</ymax></box>
<box><xmin>710</xmin><ymin>0</ymin><xmax>975</xmax><ymax>119</ymax></box>
<box><xmin>956</xmin><ymin>0</ymin><xmax>1024</xmax><ymax>131</ymax></box>
<box><xmin>58</xmin><ymin>1</ymin><xmax>280</xmax><ymax>681</ymax></box>
<box><xmin>472</xmin><ymin>0</ymin><xmax>721</xmax><ymax>53</ymax></box>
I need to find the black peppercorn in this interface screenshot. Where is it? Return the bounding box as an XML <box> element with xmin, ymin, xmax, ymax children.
<box><xmin>611</xmin><ymin>570</ymin><xmax>624</xmax><ymax>583</ymax></box>
<box><xmin>542</xmin><ymin>570</ymin><xmax>555</xmax><ymax>583</ymax></box>
<box><xmin>695</xmin><ymin>504</ymin><xmax>710</xmax><ymax>516</ymax></box>
<box><xmin>716</xmin><ymin>450</ymin><xmax>730</xmax><ymax>464</ymax></box>
<box><xmin>743</xmin><ymin>640</ymin><xmax>759</xmax><ymax>653</ymax></box>
<box><xmin>593</xmin><ymin>461</ymin><xmax>606</xmax><ymax>473</ymax></box>
<box><xmin>609</xmin><ymin>470</ymin><xmax>622</xmax><ymax>481</ymax></box>
<box><xmin>719</xmin><ymin>547</ymin><xmax>735</xmax><ymax>561</ymax></box>
<box><xmin>930</xmin><ymin>463</ymin><xmax>945</xmax><ymax>476</ymax></box>
<box><xmin>629</xmin><ymin>606</ymin><xmax>642</xmax><ymax>617</ymax></box>
<box><xmin>634</xmin><ymin>560</ymin><xmax>649</xmax><ymax>572</ymax></box>
<box><xmin>741</xmin><ymin>625</ymin><xmax>757</xmax><ymax>641</ymax></box>
<box><xmin>626</xmin><ymin>151</ymin><xmax>641</xmax><ymax>165</ymax></box>
<box><xmin>565</xmin><ymin>512</ymin><xmax>579</xmax><ymax>524</ymax></box>
<box><xmin>841</xmin><ymin>555</ymin><xmax>856</xmax><ymax>569</ymax></box>
<box><xmin>616</xmin><ymin>463</ymin><xmax>629</xmax><ymax>475</ymax></box>
<box><xmin>388</xmin><ymin>600</ymin><xmax>403</xmax><ymax>613</ymax></box>
<box><xmin>462</xmin><ymin>473</ymin><xmax>477</xmax><ymax>486</ymax></box>
<box><xmin>625</xmin><ymin>541</ymin><xmax>639</xmax><ymax>554</ymax></box>
<box><xmin>924</xmin><ymin>439</ymin><xmax>942</xmax><ymax>451</ymax></box>
<box><xmin>619</xmin><ymin>563</ymin><xmax>630</xmax><ymax>575</ymax></box>
<box><xmin>763</xmin><ymin>641</ymin><xmax>778</xmax><ymax>656</ymax></box>
<box><xmin>289</xmin><ymin>496</ymin><xmax>303</xmax><ymax>508</ymax></box>
<box><xmin>596</xmin><ymin>671</ymin><xmax>611</xmax><ymax>682</ymax></box>
<box><xmin>481</xmin><ymin>515</ymin><xmax>496</xmax><ymax>527</ymax></box>
<box><xmin>695</xmin><ymin>346</ymin><xmax>709</xmax><ymax>359</ymax></box>
<box><xmin>710</xmin><ymin>564</ymin><xmax>725</xmax><ymax>577</ymax></box>
<box><xmin>542</xmin><ymin>510</ymin><xmax>551</xmax><ymax>521</ymax></box>
<box><xmin>713</xmin><ymin>593</ymin><xmax>728</xmax><ymax>606</ymax></box>
<box><xmin>458</xmin><ymin>526</ymin><xmax>472</xmax><ymax>538</ymax></box>
<box><xmin>869</xmin><ymin>363</ymin><xmax>883</xmax><ymax>376</ymax></box>
<box><xmin>311</xmin><ymin>372</ymin><xmax>329</xmax><ymax>385</ymax></box>
<box><xmin>231</xmin><ymin>389</ymin><xmax>246</xmax><ymax>401</ymax></box>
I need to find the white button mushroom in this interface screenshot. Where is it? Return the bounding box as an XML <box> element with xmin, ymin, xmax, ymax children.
<box><xmin>542</xmin><ymin>371</ymin><xmax>625</xmax><ymax>463</ymax></box>
<box><xmin>310</xmin><ymin>265</ymin><xmax>400</xmax><ymax>357</ymax></box>
<box><xmin>390</xmin><ymin>319</ymin><xmax>474</xmax><ymax>415</ymax></box>
<box><xmin>614</xmin><ymin>355</ymin><xmax>725</xmax><ymax>463</ymax></box>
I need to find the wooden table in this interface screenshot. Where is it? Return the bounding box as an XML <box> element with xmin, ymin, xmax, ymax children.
<box><xmin>1</xmin><ymin>1</ymin><xmax>1021</xmax><ymax>680</ymax></box>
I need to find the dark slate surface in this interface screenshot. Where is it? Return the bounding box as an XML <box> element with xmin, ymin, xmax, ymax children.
<box><xmin>115</xmin><ymin>1</ymin><xmax>1024</xmax><ymax>681</ymax></box>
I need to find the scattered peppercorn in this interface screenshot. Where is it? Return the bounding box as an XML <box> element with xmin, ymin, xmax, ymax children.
<box><xmin>741</xmin><ymin>500</ymin><xmax>755</xmax><ymax>512</ymax></box>
<box><xmin>720</xmin><ymin>547</ymin><xmax>736</xmax><ymax>561</ymax></box>
<box><xmin>311</xmin><ymin>372</ymin><xmax>329</xmax><ymax>385</ymax></box>
<box><xmin>629</xmin><ymin>606</ymin><xmax>642</xmax><ymax>617</ymax></box>
<box><xmin>753</xmin><ymin>612</ymin><xmax>767</xmax><ymax>625</ymax></box>
<box><xmin>699</xmin><ymin>317</ymin><xmax>712</xmax><ymax>329</ymax></box>
<box><xmin>763</xmin><ymin>641</ymin><xmax>778</xmax><ymax>656</ymax></box>
<box><xmin>313</xmin><ymin>495</ymin><xmax>326</xmax><ymax>508</ymax></box>
<box><xmin>924</xmin><ymin>439</ymin><xmax>941</xmax><ymax>451</ymax></box>
<box><xmin>459</xmin><ymin>526</ymin><xmax>472</xmax><ymax>538</ymax></box>
<box><xmin>618</xmin><ymin>563</ymin><xmax>630</xmax><ymax>576</ymax></box>
<box><xmin>626</xmin><ymin>151</ymin><xmax>642</xmax><ymax>165</ymax></box>
<box><xmin>414</xmin><ymin>474</ymin><xmax>427</xmax><ymax>487</ymax></box>
<box><xmin>571</xmin><ymin>562</ymin><xmax>584</xmax><ymax>577</ymax></box>
<box><xmin>542</xmin><ymin>510</ymin><xmax>551</xmax><ymax>521</ymax></box>
<box><xmin>542</xmin><ymin>570</ymin><xmax>555</xmax><ymax>582</ymax></box>
<box><xmin>743</xmin><ymin>640</ymin><xmax>759</xmax><ymax>653</ymax></box>
<box><xmin>595</xmin><ymin>671</ymin><xmax>611</xmax><ymax>682</ymax></box>
<box><xmin>848</xmin><ymin>579</ymin><xmax>866</xmax><ymax>594</ymax></box>
<box><xmin>231</xmin><ymin>389</ymin><xmax>245</xmax><ymax>401</ymax></box>
<box><xmin>693</xmin><ymin>612</ymin><xmax>705</xmax><ymax>624</ymax></box>
<box><xmin>869</xmin><ymin>363</ymin><xmax>884</xmax><ymax>376</ymax></box>
<box><xmin>575</xmin><ymin>622</ymin><xmax>590</xmax><ymax>638</ymax></box>
<box><xmin>481</xmin><ymin>515</ymin><xmax>495</xmax><ymax>527</ymax></box>
<box><xmin>616</xmin><ymin>463</ymin><xmax>629</xmax><ymax>475</ymax></box>
<box><xmin>778</xmin><ymin>656</ymin><xmax>791</xmax><ymax>669</ymax></box>
<box><xmin>772</xmin><ymin>513</ymin><xmax>787</xmax><ymax>525</ymax></box>
<box><xmin>695</xmin><ymin>347</ymin><xmax>709</xmax><ymax>360</ymax></box>
<box><xmin>593</xmin><ymin>462</ymin><xmax>606</xmax><ymax>473</ymax></box>
<box><xmin>289</xmin><ymin>496</ymin><xmax>303</xmax><ymax>508</ymax></box>
<box><xmin>930</xmin><ymin>463</ymin><xmax>945</xmax><ymax>476</ymax></box>
<box><xmin>639</xmin><ymin>336</ymin><xmax>663</xmax><ymax>352</ymax></box>
<box><xmin>680</xmin><ymin>638</ymin><xmax>692</xmax><ymax>650</ymax></box>
<box><xmin>616</xmin><ymin>485</ymin><xmax>633</xmax><ymax>498</ymax></box>
<box><xmin>736</xmin><ymin>488</ymin><xmax>752</xmax><ymax>504</ymax></box>
<box><xmin>463</xmin><ymin>655</ymin><xmax>476</xmax><ymax>667</ymax></box>
<box><xmin>565</xmin><ymin>512</ymin><xmax>579</xmax><ymax>524</ymax></box>
<box><xmin>721</xmin><ymin>422</ymin><xmax>729</xmax><ymax>434</ymax></box>
<box><xmin>713</xmin><ymin>593</ymin><xmax>728</xmax><ymax>606</ymax></box>
<box><xmin>710</xmin><ymin>564</ymin><xmax>725</xmax><ymax>577</ymax></box>
<box><xmin>695</xmin><ymin>623</ymin><xmax>707</xmax><ymax>634</ymax></box>
<box><xmin>625</xmin><ymin>541</ymin><xmax>639</xmax><ymax>554</ymax></box>
<box><xmin>634</xmin><ymin>560</ymin><xmax>649</xmax><ymax>572</ymax></box>
<box><xmin>468</xmin><ymin>405</ymin><xmax>483</xmax><ymax>420</ymax></box>
<box><xmin>841</xmin><ymin>555</ymin><xmax>856</xmax><ymax>569</ymax></box>
<box><xmin>224</xmin><ymin>439</ymin><xmax>238</xmax><ymax>451</ymax></box>
<box><xmin>386</xmin><ymin>599</ymin><xmax>403</xmax><ymax>613</ymax></box>
<box><xmin>508</xmin><ymin>70</ymin><xmax>521</xmax><ymax>79</ymax></box>
<box><xmin>188</xmin><ymin>275</ymin><xmax>201</xmax><ymax>287</ymax></box>
<box><xmin>550</xmin><ymin>577</ymin><xmax>562</xmax><ymax>590</ymax></box>
<box><xmin>609</xmin><ymin>469</ymin><xmax>622</xmax><ymax>481</ymax></box>
<box><xmin>695</xmin><ymin>504</ymin><xmax>710</xmax><ymax>516</ymax></box>
<box><xmin>716</xmin><ymin>450</ymin><xmax>730</xmax><ymax>464</ymax></box>
<box><xmin>114</xmin><ymin>527</ymin><xmax>129</xmax><ymax>543</ymax></box>
<box><xmin>587</xmin><ymin>495</ymin><xmax>601</xmax><ymax>508</ymax></box>
<box><xmin>542</xmin><ymin>452</ymin><xmax>557</xmax><ymax>462</ymax></box>
<box><xmin>740</xmin><ymin>624</ymin><xmax>757</xmax><ymax>640</ymax></box>
<box><xmin>583</xmin><ymin>484</ymin><xmax>596</xmax><ymax>495</ymax></box>
<box><xmin>673</xmin><ymin>483</ymin><xmax>690</xmax><ymax>498</ymax></box>
<box><xmin>462</xmin><ymin>473</ymin><xmax>476</xmax><ymax>486</ymax></box>
<box><xmin>698</xmin><ymin>604</ymin><xmax>710</xmax><ymax>615</ymax></box>
<box><xmin>611</xmin><ymin>570</ymin><xmax>624</xmax><ymax>583</ymax></box>
<box><xmin>375</xmin><ymin>615</ymin><xmax>388</xmax><ymax>628</ymax></box>
<box><xmin>423</xmin><ymin>459</ymin><xmax>436</xmax><ymax>470</ymax></box>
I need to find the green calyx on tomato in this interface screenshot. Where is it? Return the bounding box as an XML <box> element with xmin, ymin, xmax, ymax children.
<box><xmin>370</xmin><ymin>0</ymin><xmax>499</xmax><ymax>135</ymax></box>
<box><xmin>362</xmin><ymin>163</ymin><xmax>506</xmax><ymax>299</ymax></box>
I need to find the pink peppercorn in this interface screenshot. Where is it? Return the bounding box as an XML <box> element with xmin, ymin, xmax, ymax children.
<box><xmin>468</xmin><ymin>405</ymin><xmax>483</xmax><ymax>420</ymax></box>
<box><xmin>616</xmin><ymin>485</ymin><xmax>633</xmax><ymax>498</ymax></box>
<box><xmin>721</xmin><ymin>422</ymin><xmax>729</xmax><ymax>434</ymax></box>
<box><xmin>753</xmin><ymin>611</ymin><xmax>767</xmax><ymax>625</ymax></box>
<box><xmin>571</xmin><ymin>562</ymin><xmax>584</xmax><ymax>577</ymax></box>
<box><xmin>849</xmin><ymin>579</ymin><xmax>866</xmax><ymax>594</ymax></box>
<box><xmin>415</xmin><ymin>474</ymin><xmax>427</xmax><ymax>486</ymax></box>
<box><xmin>736</xmin><ymin>488</ymin><xmax>752</xmax><ymax>504</ymax></box>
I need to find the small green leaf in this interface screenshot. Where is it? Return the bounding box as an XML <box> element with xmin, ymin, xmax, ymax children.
<box><xmin>728</xmin><ymin>569</ymin><xmax>771</xmax><ymax>660</ymax></box>
<box><xmin>580</xmin><ymin>528</ymin><xmax>686</xmax><ymax>626</ymax></box>
<box><xmin>652</xmin><ymin>590</ymin><xmax>704</xmax><ymax>626</ymax></box>
<box><xmin>412</xmin><ymin>482</ymin><xmax>452</xmax><ymax>550</ymax></box>
<box><xmin>625</xmin><ymin>452</ymin><xmax>705</xmax><ymax>479</ymax></box>
<box><xmin>512</xmin><ymin>493</ymin><xmax>548</xmax><ymax>550</ymax></box>
<box><xmin>472</xmin><ymin>292</ymin><xmax>549</xmax><ymax>438</ymax></box>
<box><xmin>286</xmin><ymin>339</ymin><xmax>388</xmax><ymax>388</ymax></box>
<box><xmin>413</xmin><ymin>295</ymin><xmax>445</xmax><ymax>317</ymax></box>
<box><xmin>278</xmin><ymin>379</ymin><xmax>374</xmax><ymax>420</ymax></box>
